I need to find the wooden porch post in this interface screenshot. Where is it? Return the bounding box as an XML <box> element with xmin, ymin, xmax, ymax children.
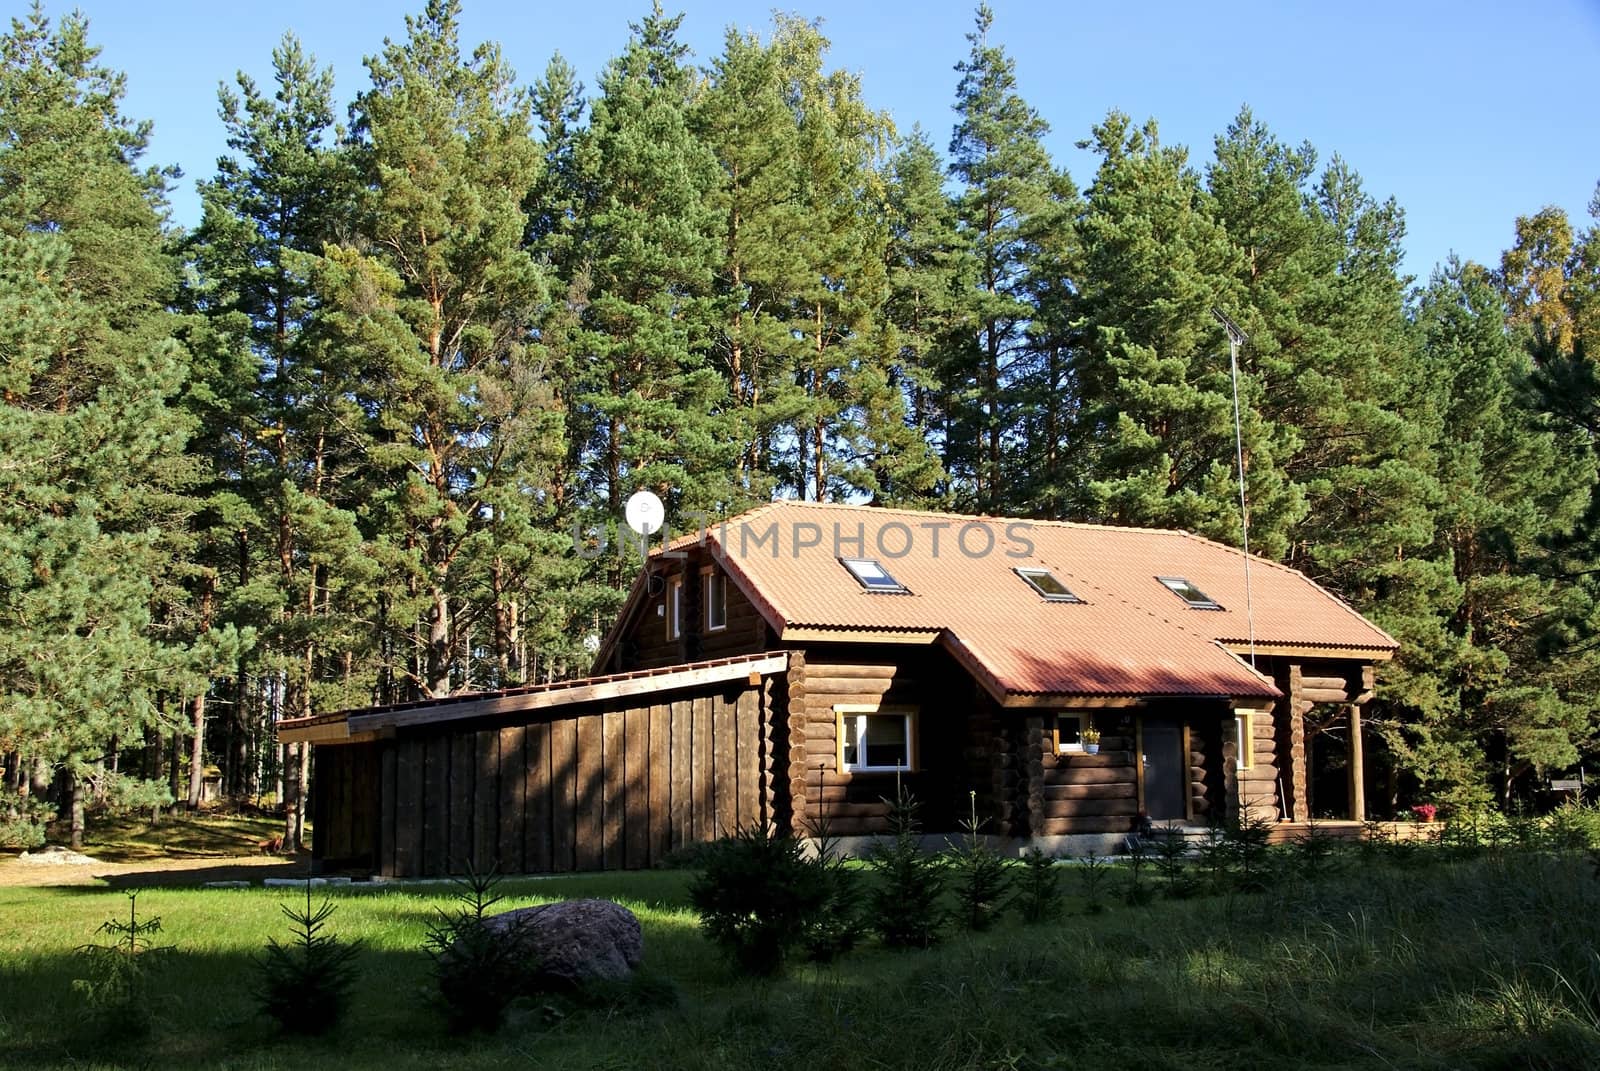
<box><xmin>1347</xmin><ymin>702</ymin><xmax>1365</xmax><ymax>822</ymax></box>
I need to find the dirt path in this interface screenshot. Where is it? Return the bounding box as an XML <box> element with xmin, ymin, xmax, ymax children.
<box><xmin>0</xmin><ymin>852</ymin><xmax>314</xmax><ymax>889</ymax></box>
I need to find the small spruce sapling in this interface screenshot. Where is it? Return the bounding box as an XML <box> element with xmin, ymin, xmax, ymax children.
<box><xmin>1078</xmin><ymin>850</ymin><xmax>1110</xmax><ymax>914</ymax></box>
<box><xmin>866</xmin><ymin>785</ymin><xmax>946</xmax><ymax>947</ymax></box>
<box><xmin>423</xmin><ymin>863</ymin><xmax>534</xmax><ymax>1033</ymax></box>
<box><xmin>1153</xmin><ymin>822</ymin><xmax>1197</xmax><ymax>898</ymax></box>
<box><xmin>689</xmin><ymin>822</ymin><xmax>829</xmax><ymax>976</ymax></box>
<box><xmin>949</xmin><ymin>790</ymin><xmax>1011</xmax><ymax>931</ymax></box>
<box><xmin>75</xmin><ymin>891</ymin><xmax>170</xmax><ymax>1038</ymax></box>
<box><xmin>1123</xmin><ymin>836</ymin><xmax>1153</xmax><ymax>905</ymax></box>
<box><xmin>1013</xmin><ymin>847</ymin><xmax>1063</xmax><ymax>923</ymax></box>
<box><xmin>1226</xmin><ymin>813</ymin><xmax>1275</xmax><ymax>892</ymax></box>
<box><xmin>256</xmin><ymin>878</ymin><xmax>362</xmax><ymax>1034</ymax></box>
<box><xmin>801</xmin><ymin>809</ymin><xmax>865</xmax><ymax>964</ymax></box>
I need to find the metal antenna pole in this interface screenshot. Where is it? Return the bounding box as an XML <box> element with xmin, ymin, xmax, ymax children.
<box><xmin>1212</xmin><ymin>307</ymin><xmax>1257</xmax><ymax>670</ymax></box>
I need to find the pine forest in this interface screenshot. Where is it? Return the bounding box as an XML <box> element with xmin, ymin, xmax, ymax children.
<box><xmin>4</xmin><ymin>0</ymin><xmax>1600</xmax><ymax>848</ymax></box>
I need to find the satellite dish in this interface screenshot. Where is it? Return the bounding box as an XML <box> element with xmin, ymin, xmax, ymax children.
<box><xmin>624</xmin><ymin>490</ymin><xmax>665</xmax><ymax>536</ymax></box>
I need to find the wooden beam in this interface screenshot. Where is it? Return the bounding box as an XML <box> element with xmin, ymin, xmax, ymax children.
<box><xmin>996</xmin><ymin>692</ymin><xmax>1277</xmax><ymax>710</ymax></box>
<box><xmin>1222</xmin><ymin>643</ymin><xmax>1393</xmax><ymax>662</ymax></box>
<box><xmin>780</xmin><ymin>628</ymin><xmax>940</xmax><ymax>645</ymax></box>
<box><xmin>348</xmin><ymin>654</ymin><xmax>789</xmax><ymax>734</ymax></box>
<box><xmin>1348</xmin><ymin>702</ymin><xmax>1366</xmax><ymax>822</ymax></box>
<box><xmin>277</xmin><ymin>721</ymin><xmax>383</xmax><ymax>746</ymax></box>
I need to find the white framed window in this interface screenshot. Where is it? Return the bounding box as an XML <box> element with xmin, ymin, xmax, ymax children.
<box><xmin>839</xmin><ymin>557</ymin><xmax>908</xmax><ymax>593</ymax></box>
<box><xmin>1157</xmin><ymin>575</ymin><xmax>1223</xmax><ymax>610</ymax></box>
<box><xmin>836</xmin><ymin>705</ymin><xmax>917</xmax><ymax>773</ymax></box>
<box><xmin>703</xmin><ymin>569</ymin><xmax>727</xmax><ymax>632</ymax></box>
<box><xmin>1054</xmin><ymin>712</ymin><xmax>1090</xmax><ymax>753</ymax></box>
<box><xmin>665</xmin><ymin>575</ymin><xmax>682</xmax><ymax>641</ymax></box>
<box><xmin>1234</xmin><ymin>710</ymin><xmax>1255</xmax><ymax>769</ymax></box>
<box><xmin>1015</xmin><ymin>567</ymin><xmax>1082</xmax><ymax>603</ymax></box>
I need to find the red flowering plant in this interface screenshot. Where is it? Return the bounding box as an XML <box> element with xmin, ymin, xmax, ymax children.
<box><xmin>1410</xmin><ymin>803</ymin><xmax>1438</xmax><ymax>822</ymax></box>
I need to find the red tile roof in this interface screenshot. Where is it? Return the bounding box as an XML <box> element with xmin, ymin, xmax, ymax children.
<box><xmin>659</xmin><ymin>501</ymin><xmax>1395</xmax><ymax>702</ymax></box>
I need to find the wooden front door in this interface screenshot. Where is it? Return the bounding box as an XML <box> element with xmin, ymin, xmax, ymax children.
<box><xmin>1141</xmin><ymin>716</ymin><xmax>1187</xmax><ymax>821</ymax></box>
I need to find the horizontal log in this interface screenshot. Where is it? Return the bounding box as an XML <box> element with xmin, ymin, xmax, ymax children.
<box><xmin>1297</xmin><ymin>676</ymin><xmax>1349</xmax><ymax>692</ymax></box>
<box><xmin>1044</xmin><ymin>797</ymin><xmax>1139</xmax><ymax>818</ymax></box>
<box><xmin>1042</xmin><ymin>782</ymin><xmax>1138</xmax><ymax>801</ymax></box>
<box><xmin>1044</xmin><ymin>751</ymin><xmax>1135</xmax><ymax>769</ymax></box>
<box><xmin>804</xmin><ymin>662</ymin><xmax>900</xmax><ymax>679</ymax></box>
<box><xmin>1300</xmin><ymin>687</ymin><xmax>1353</xmax><ymax>704</ymax></box>
<box><xmin>806</xmin><ymin>802</ymin><xmax>889</xmax><ymax>820</ymax></box>
<box><xmin>807</xmin><ymin>784</ymin><xmax>916</xmax><ymax>804</ymax></box>
<box><xmin>807</xmin><ymin>678</ymin><xmax>905</xmax><ymax>695</ymax></box>
<box><xmin>1037</xmin><ymin>816</ymin><xmax>1138</xmax><ymax>835</ymax></box>
<box><xmin>806</xmin><ymin>694</ymin><xmax>907</xmax><ymax>710</ymax></box>
<box><xmin>811</xmin><ymin>817</ymin><xmax>889</xmax><ymax>836</ymax></box>
<box><xmin>1043</xmin><ymin>767</ymin><xmax>1139</xmax><ymax>786</ymax></box>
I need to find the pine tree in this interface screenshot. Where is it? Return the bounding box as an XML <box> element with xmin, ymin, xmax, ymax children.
<box><xmin>183</xmin><ymin>33</ymin><xmax>367</xmax><ymax>822</ymax></box>
<box><xmin>882</xmin><ymin>127</ymin><xmax>961</xmax><ymax>505</ymax></box>
<box><xmin>571</xmin><ymin>5</ymin><xmax>737</xmax><ymax>534</ymax></box>
<box><xmin>321</xmin><ymin>0</ymin><xmax>556</xmax><ymax>697</ymax></box>
<box><xmin>0</xmin><ymin>7</ymin><xmax>198</xmax><ymax>846</ymax></box>
<box><xmin>1071</xmin><ymin>112</ymin><xmax>1300</xmax><ymax>555</ymax></box>
<box><xmin>946</xmin><ymin>4</ymin><xmax>1057</xmax><ymax>512</ymax></box>
<box><xmin>698</xmin><ymin>23</ymin><xmax>807</xmax><ymax>497</ymax></box>
<box><xmin>1410</xmin><ymin>260</ymin><xmax>1594</xmax><ymax>804</ymax></box>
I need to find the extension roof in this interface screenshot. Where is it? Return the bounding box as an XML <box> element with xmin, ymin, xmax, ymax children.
<box><xmin>603</xmin><ymin>500</ymin><xmax>1396</xmax><ymax>706</ymax></box>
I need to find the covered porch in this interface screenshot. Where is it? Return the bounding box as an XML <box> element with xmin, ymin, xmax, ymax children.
<box><xmin>1018</xmin><ymin>654</ymin><xmax>1383</xmax><ymax>837</ymax></box>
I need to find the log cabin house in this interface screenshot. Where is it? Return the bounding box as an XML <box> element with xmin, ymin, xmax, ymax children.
<box><xmin>281</xmin><ymin>500</ymin><xmax>1397</xmax><ymax>876</ymax></box>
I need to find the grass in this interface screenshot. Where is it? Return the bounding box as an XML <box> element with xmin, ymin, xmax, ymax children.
<box><xmin>71</xmin><ymin>812</ymin><xmax>287</xmax><ymax>863</ymax></box>
<box><xmin>2</xmin><ymin>850</ymin><xmax>1599</xmax><ymax>1069</ymax></box>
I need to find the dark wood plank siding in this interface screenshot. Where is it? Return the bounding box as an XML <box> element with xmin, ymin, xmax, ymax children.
<box><xmin>310</xmin><ymin>742</ymin><xmax>381</xmax><ymax>869</ymax></box>
<box><xmin>346</xmin><ymin>676</ymin><xmax>774</xmax><ymax>877</ymax></box>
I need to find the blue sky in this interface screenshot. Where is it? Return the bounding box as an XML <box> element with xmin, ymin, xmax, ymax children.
<box><xmin>67</xmin><ymin>0</ymin><xmax>1600</xmax><ymax>283</ymax></box>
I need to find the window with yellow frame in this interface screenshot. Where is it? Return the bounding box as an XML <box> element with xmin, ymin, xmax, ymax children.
<box><xmin>1234</xmin><ymin>710</ymin><xmax>1255</xmax><ymax>769</ymax></box>
<box><xmin>1052</xmin><ymin>712</ymin><xmax>1092</xmax><ymax>753</ymax></box>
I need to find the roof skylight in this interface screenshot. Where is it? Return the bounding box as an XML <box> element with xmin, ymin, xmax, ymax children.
<box><xmin>1014</xmin><ymin>567</ymin><xmax>1082</xmax><ymax>603</ymax></box>
<box><xmin>1157</xmin><ymin>576</ymin><xmax>1222</xmax><ymax>610</ymax></box>
<box><xmin>840</xmin><ymin>557</ymin><xmax>908</xmax><ymax>593</ymax></box>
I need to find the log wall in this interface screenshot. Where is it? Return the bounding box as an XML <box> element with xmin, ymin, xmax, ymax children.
<box><xmin>1236</xmin><ymin>706</ymin><xmax>1283</xmax><ymax>823</ymax></box>
<box><xmin>1034</xmin><ymin>716</ymin><xmax>1141</xmax><ymax>835</ymax></box>
<box><xmin>616</xmin><ymin>548</ymin><xmax>768</xmax><ymax>671</ymax></box>
<box><xmin>783</xmin><ymin>646</ymin><xmax>974</xmax><ymax>837</ymax></box>
<box><xmin>315</xmin><ymin>677</ymin><xmax>772</xmax><ymax>877</ymax></box>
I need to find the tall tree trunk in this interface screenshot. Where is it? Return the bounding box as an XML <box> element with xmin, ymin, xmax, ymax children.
<box><xmin>67</xmin><ymin>761</ymin><xmax>84</xmax><ymax>851</ymax></box>
<box><xmin>232</xmin><ymin>671</ymin><xmax>251</xmax><ymax>798</ymax></box>
<box><xmin>296</xmin><ymin>740</ymin><xmax>310</xmax><ymax>850</ymax></box>
<box><xmin>283</xmin><ymin>741</ymin><xmax>300</xmax><ymax>849</ymax></box>
<box><xmin>168</xmin><ymin>732</ymin><xmax>182</xmax><ymax>805</ymax></box>
<box><xmin>187</xmin><ymin>693</ymin><xmax>207</xmax><ymax>807</ymax></box>
<box><xmin>428</xmin><ymin>583</ymin><xmax>451</xmax><ymax>697</ymax></box>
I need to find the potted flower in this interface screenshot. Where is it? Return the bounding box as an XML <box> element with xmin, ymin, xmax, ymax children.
<box><xmin>1081</xmin><ymin>727</ymin><xmax>1101</xmax><ymax>755</ymax></box>
<box><xmin>1411</xmin><ymin>803</ymin><xmax>1438</xmax><ymax>823</ymax></box>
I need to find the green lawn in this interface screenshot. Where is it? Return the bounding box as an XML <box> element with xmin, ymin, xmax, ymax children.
<box><xmin>1</xmin><ymin>853</ymin><xmax>1598</xmax><ymax>1069</ymax></box>
<box><xmin>69</xmin><ymin>811</ymin><xmax>288</xmax><ymax>862</ymax></box>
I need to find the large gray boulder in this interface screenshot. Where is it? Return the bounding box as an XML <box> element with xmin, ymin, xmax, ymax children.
<box><xmin>485</xmin><ymin>898</ymin><xmax>643</xmax><ymax>989</ymax></box>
